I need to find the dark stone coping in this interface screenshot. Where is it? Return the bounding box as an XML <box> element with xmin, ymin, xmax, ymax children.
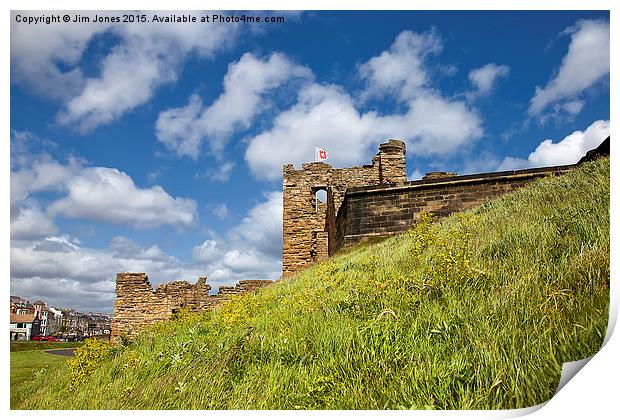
<box><xmin>578</xmin><ymin>136</ymin><xmax>610</xmax><ymax>164</ymax></box>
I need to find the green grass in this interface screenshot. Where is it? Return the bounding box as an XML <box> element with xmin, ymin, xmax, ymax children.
<box><xmin>10</xmin><ymin>341</ymin><xmax>82</xmax><ymax>352</ymax></box>
<box><xmin>12</xmin><ymin>158</ymin><xmax>610</xmax><ymax>410</ymax></box>
<box><xmin>10</xmin><ymin>350</ymin><xmax>71</xmax><ymax>408</ymax></box>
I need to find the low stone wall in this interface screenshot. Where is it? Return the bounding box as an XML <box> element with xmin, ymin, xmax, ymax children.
<box><xmin>111</xmin><ymin>274</ymin><xmax>272</xmax><ymax>339</ymax></box>
<box><xmin>337</xmin><ymin>164</ymin><xmax>575</xmax><ymax>246</ymax></box>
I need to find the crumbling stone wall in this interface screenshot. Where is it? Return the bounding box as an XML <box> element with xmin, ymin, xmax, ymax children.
<box><xmin>282</xmin><ymin>139</ymin><xmax>407</xmax><ymax>276</ymax></box>
<box><xmin>111</xmin><ymin>273</ymin><xmax>272</xmax><ymax>339</ymax></box>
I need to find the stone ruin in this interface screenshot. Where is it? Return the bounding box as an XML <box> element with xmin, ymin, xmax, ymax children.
<box><xmin>112</xmin><ymin>136</ymin><xmax>609</xmax><ymax>339</ymax></box>
<box><xmin>111</xmin><ymin>273</ymin><xmax>271</xmax><ymax>338</ymax></box>
<box><xmin>112</xmin><ymin>139</ymin><xmax>408</xmax><ymax>339</ymax></box>
<box><xmin>282</xmin><ymin>137</ymin><xmax>610</xmax><ymax>276</ymax></box>
<box><xmin>282</xmin><ymin>139</ymin><xmax>407</xmax><ymax>276</ymax></box>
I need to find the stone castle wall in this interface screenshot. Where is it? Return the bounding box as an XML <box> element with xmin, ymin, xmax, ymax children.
<box><xmin>337</xmin><ymin>165</ymin><xmax>574</xmax><ymax>245</ymax></box>
<box><xmin>282</xmin><ymin>137</ymin><xmax>609</xmax><ymax>275</ymax></box>
<box><xmin>111</xmin><ymin>273</ymin><xmax>271</xmax><ymax>339</ymax></box>
<box><xmin>282</xmin><ymin>139</ymin><xmax>407</xmax><ymax>276</ymax></box>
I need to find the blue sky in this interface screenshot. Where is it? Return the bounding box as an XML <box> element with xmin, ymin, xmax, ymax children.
<box><xmin>10</xmin><ymin>10</ymin><xmax>610</xmax><ymax>312</ymax></box>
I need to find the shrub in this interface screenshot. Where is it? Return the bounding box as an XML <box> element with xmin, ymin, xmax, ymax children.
<box><xmin>66</xmin><ymin>338</ymin><xmax>112</xmax><ymax>389</ymax></box>
<box><xmin>404</xmin><ymin>211</ymin><xmax>484</xmax><ymax>292</ymax></box>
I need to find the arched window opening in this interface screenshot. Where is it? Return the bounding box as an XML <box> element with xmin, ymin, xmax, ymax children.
<box><xmin>312</xmin><ymin>187</ymin><xmax>327</xmax><ymax>213</ymax></box>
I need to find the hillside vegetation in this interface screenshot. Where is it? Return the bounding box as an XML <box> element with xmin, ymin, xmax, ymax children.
<box><xmin>13</xmin><ymin>158</ymin><xmax>610</xmax><ymax>410</ymax></box>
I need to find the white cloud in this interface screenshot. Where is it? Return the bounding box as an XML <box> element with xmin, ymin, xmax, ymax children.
<box><xmin>468</xmin><ymin>63</ymin><xmax>510</xmax><ymax>96</ymax></box>
<box><xmin>245</xmin><ymin>84</ymin><xmax>482</xmax><ymax>180</ymax></box>
<box><xmin>562</xmin><ymin>100</ymin><xmax>585</xmax><ymax>116</ymax></box>
<box><xmin>211</xmin><ymin>162</ymin><xmax>235</xmax><ymax>182</ymax></box>
<box><xmin>498</xmin><ymin>119</ymin><xmax>610</xmax><ymax>170</ymax></box>
<box><xmin>221</xmin><ymin>249</ymin><xmax>278</xmax><ymax>275</ymax></box>
<box><xmin>11</xmin><ymin>140</ymin><xmax>198</xmax><ymax>230</ymax></box>
<box><xmin>386</xmin><ymin>94</ymin><xmax>484</xmax><ymax>155</ymax></box>
<box><xmin>11</xmin><ymin>277</ymin><xmax>116</xmax><ymax>313</ymax></box>
<box><xmin>358</xmin><ymin>29</ymin><xmax>442</xmax><ymax>101</ymax></box>
<box><xmin>245</xmin><ymin>30</ymin><xmax>483</xmax><ymax>181</ymax></box>
<box><xmin>156</xmin><ymin>52</ymin><xmax>311</xmax><ymax>158</ymax></box>
<box><xmin>212</xmin><ymin>204</ymin><xmax>229</xmax><ymax>220</ymax></box>
<box><xmin>11</xmin><ymin>157</ymin><xmax>81</xmax><ymax>212</ymax></box>
<box><xmin>196</xmin><ymin>161</ymin><xmax>235</xmax><ymax>183</ymax></box>
<box><xmin>10</xmin><ymin>131</ymin><xmax>244</xmax><ymax>312</ymax></box>
<box><xmin>535</xmin><ymin>99</ymin><xmax>588</xmax><ymax>126</ymax></box>
<box><xmin>191</xmin><ymin>191</ymin><xmax>283</xmax><ymax>284</ymax></box>
<box><xmin>201</xmin><ymin>53</ymin><xmax>311</xmax><ymax>148</ymax></box>
<box><xmin>229</xmin><ymin>191</ymin><xmax>283</xmax><ymax>258</ymax></box>
<box><xmin>155</xmin><ymin>95</ymin><xmax>205</xmax><ymax>158</ymax></box>
<box><xmin>245</xmin><ymin>84</ymin><xmax>376</xmax><ymax>179</ymax></box>
<box><xmin>12</xmin><ymin>11</ymin><xmax>239</xmax><ymax>131</ymax></box>
<box><xmin>11</xmin><ymin>191</ymin><xmax>283</xmax><ymax>312</ymax></box>
<box><xmin>408</xmin><ymin>169</ymin><xmax>423</xmax><ymax>181</ymax></box>
<box><xmin>526</xmin><ymin>119</ymin><xmax>610</xmax><ymax>167</ymax></box>
<box><xmin>10</xmin><ymin>11</ymin><xmax>112</xmax><ymax>100</ymax></box>
<box><xmin>11</xmin><ymin>235</ymin><xmax>205</xmax><ymax>312</ymax></box>
<box><xmin>529</xmin><ymin>19</ymin><xmax>609</xmax><ymax>118</ymax></box>
<box><xmin>57</xmin><ymin>38</ymin><xmax>180</xmax><ymax>131</ymax></box>
<box><xmin>192</xmin><ymin>239</ymin><xmax>221</xmax><ymax>263</ymax></box>
<box><xmin>47</xmin><ymin>167</ymin><xmax>197</xmax><ymax>228</ymax></box>
<box><xmin>11</xmin><ymin>204</ymin><xmax>58</xmax><ymax>240</ymax></box>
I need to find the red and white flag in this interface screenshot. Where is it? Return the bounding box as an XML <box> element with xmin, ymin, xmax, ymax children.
<box><xmin>315</xmin><ymin>146</ymin><xmax>328</xmax><ymax>161</ymax></box>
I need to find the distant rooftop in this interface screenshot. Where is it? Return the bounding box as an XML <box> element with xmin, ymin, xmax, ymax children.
<box><xmin>10</xmin><ymin>313</ymin><xmax>36</xmax><ymax>324</ymax></box>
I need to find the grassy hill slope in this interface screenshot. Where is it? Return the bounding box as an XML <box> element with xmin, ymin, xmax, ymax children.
<box><xmin>13</xmin><ymin>158</ymin><xmax>610</xmax><ymax>410</ymax></box>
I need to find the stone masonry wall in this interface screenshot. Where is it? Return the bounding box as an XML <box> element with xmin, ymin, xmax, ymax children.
<box><xmin>281</xmin><ymin>136</ymin><xmax>611</xmax><ymax>276</ymax></box>
<box><xmin>338</xmin><ymin>165</ymin><xmax>575</xmax><ymax>245</ymax></box>
<box><xmin>111</xmin><ymin>273</ymin><xmax>272</xmax><ymax>339</ymax></box>
<box><xmin>335</xmin><ymin>137</ymin><xmax>610</xmax><ymax>246</ymax></box>
<box><xmin>282</xmin><ymin>139</ymin><xmax>407</xmax><ymax>276</ymax></box>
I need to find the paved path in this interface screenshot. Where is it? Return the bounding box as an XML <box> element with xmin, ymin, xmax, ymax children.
<box><xmin>43</xmin><ymin>348</ymin><xmax>75</xmax><ymax>357</ymax></box>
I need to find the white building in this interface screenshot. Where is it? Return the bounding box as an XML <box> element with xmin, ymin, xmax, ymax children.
<box><xmin>10</xmin><ymin>313</ymin><xmax>36</xmax><ymax>340</ymax></box>
<box><xmin>47</xmin><ymin>307</ymin><xmax>63</xmax><ymax>334</ymax></box>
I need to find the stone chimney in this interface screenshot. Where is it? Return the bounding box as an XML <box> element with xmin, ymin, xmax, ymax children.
<box><xmin>377</xmin><ymin>139</ymin><xmax>407</xmax><ymax>184</ymax></box>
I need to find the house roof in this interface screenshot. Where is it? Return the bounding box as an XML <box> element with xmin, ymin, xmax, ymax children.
<box><xmin>47</xmin><ymin>307</ymin><xmax>62</xmax><ymax>315</ymax></box>
<box><xmin>10</xmin><ymin>313</ymin><xmax>36</xmax><ymax>324</ymax></box>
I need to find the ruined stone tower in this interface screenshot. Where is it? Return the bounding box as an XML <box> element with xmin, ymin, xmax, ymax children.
<box><xmin>282</xmin><ymin>139</ymin><xmax>407</xmax><ymax>276</ymax></box>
